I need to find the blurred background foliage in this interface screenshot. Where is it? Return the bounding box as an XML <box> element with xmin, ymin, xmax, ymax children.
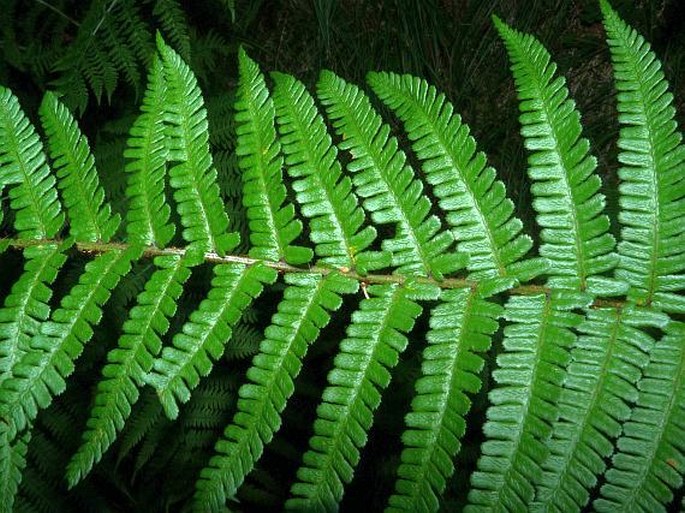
<box><xmin>1</xmin><ymin>1</ymin><xmax>684</xmax><ymax>511</ymax></box>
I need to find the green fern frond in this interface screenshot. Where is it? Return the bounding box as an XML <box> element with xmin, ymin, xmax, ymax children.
<box><xmin>66</xmin><ymin>254</ymin><xmax>193</xmax><ymax>486</ymax></box>
<box><xmin>271</xmin><ymin>71</ymin><xmax>382</xmax><ymax>273</ymax></box>
<box><xmin>0</xmin><ymin>86</ymin><xmax>63</xmax><ymax>239</ymax></box>
<box><xmin>158</xmin><ymin>36</ymin><xmax>239</xmax><ymax>256</ymax></box>
<box><xmin>52</xmin><ymin>0</ymin><xmax>154</xmax><ymax>114</ymax></box>
<box><xmin>116</xmin><ymin>387</ymin><xmax>165</xmax><ymax>462</ymax></box>
<box><xmin>236</xmin><ymin>49</ymin><xmax>312</xmax><ymax>265</ymax></box>
<box><xmin>222</xmin><ymin>323</ymin><xmax>262</xmax><ymax>360</ymax></box>
<box><xmin>286</xmin><ymin>282</ymin><xmax>439</xmax><ymax>512</ymax></box>
<box><xmin>466</xmin><ymin>291</ymin><xmax>590</xmax><ymax>512</ymax></box>
<box><xmin>533</xmin><ymin>305</ymin><xmax>667</xmax><ymax>512</ymax></box>
<box><xmin>0</xmin><ymin>3</ymin><xmax>684</xmax><ymax>511</ymax></box>
<box><xmin>0</xmin><ymin>242</ymin><xmax>68</xmax><ymax>379</ymax></box>
<box><xmin>145</xmin><ymin>262</ymin><xmax>277</xmax><ymax>419</ymax></box>
<box><xmin>594</xmin><ymin>321</ymin><xmax>685</xmax><ymax>512</ymax></box>
<box><xmin>39</xmin><ymin>91</ymin><xmax>121</xmax><ymax>243</ymax></box>
<box><xmin>600</xmin><ymin>0</ymin><xmax>685</xmax><ymax>312</ymax></box>
<box><xmin>0</xmin><ymin>424</ymin><xmax>29</xmax><ymax>513</ymax></box>
<box><xmin>151</xmin><ymin>0</ymin><xmax>191</xmax><ymax>62</ymax></box>
<box><xmin>0</xmin><ymin>245</ymin><xmax>141</xmax><ymax>437</ymax></box>
<box><xmin>317</xmin><ymin>71</ymin><xmax>463</xmax><ymax>280</ymax></box>
<box><xmin>366</xmin><ymin>72</ymin><xmax>536</xmax><ymax>282</ymax></box>
<box><xmin>494</xmin><ymin>17</ymin><xmax>618</xmax><ymax>294</ymax></box>
<box><xmin>387</xmin><ymin>287</ymin><xmax>501</xmax><ymax>513</ymax></box>
<box><xmin>194</xmin><ymin>272</ymin><xmax>357</xmax><ymax>511</ymax></box>
<box><xmin>124</xmin><ymin>56</ymin><xmax>175</xmax><ymax>248</ymax></box>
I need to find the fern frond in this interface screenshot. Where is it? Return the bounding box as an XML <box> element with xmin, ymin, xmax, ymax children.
<box><xmin>0</xmin><ymin>245</ymin><xmax>141</xmax><ymax>436</ymax></box>
<box><xmin>534</xmin><ymin>305</ymin><xmax>667</xmax><ymax>512</ymax></box>
<box><xmin>317</xmin><ymin>71</ymin><xmax>463</xmax><ymax>280</ymax></box>
<box><xmin>157</xmin><ymin>35</ymin><xmax>239</xmax><ymax>256</ymax></box>
<box><xmin>145</xmin><ymin>262</ymin><xmax>277</xmax><ymax>419</ymax></box>
<box><xmin>0</xmin><ymin>424</ymin><xmax>29</xmax><ymax>513</ymax></box>
<box><xmin>194</xmin><ymin>272</ymin><xmax>358</xmax><ymax>511</ymax></box>
<box><xmin>236</xmin><ymin>49</ymin><xmax>312</xmax><ymax>265</ymax></box>
<box><xmin>286</xmin><ymin>282</ymin><xmax>439</xmax><ymax>512</ymax></box>
<box><xmin>124</xmin><ymin>56</ymin><xmax>175</xmax><ymax>247</ymax></box>
<box><xmin>366</xmin><ymin>72</ymin><xmax>536</xmax><ymax>281</ymax></box>
<box><xmin>39</xmin><ymin>91</ymin><xmax>121</xmax><ymax>242</ymax></box>
<box><xmin>100</xmin><ymin>10</ymin><xmax>142</xmax><ymax>93</ymax></box>
<box><xmin>387</xmin><ymin>287</ymin><xmax>501</xmax><ymax>513</ymax></box>
<box><xmin>271</xmin><ymin>71</ymin><xmax>382</xmax><ymax>273</ymax></box>
<box><xmin>222</xmin><ymin>323</ymin><xmax>262</xmax><ymax>360</ymax></box>
<box><xmin>0</xmin><ymin>86</ymin><xmax>63</xmax><ymax>239</ymax></box>
<box><xmin>466</xmin><ymin>291</ymin><xmax>590</xmax><ymax>512</ymax></box>
<box><xmin>0</xmin><ymin>242</ymin><xmax>68</xmax><ymax>379</ymax></box>
<box><xmin>601</xmin><ymin>0</ymin><xmax>685</xmax><ymax>312</ymax></box>
<box><xmin>494</xmin><ymin>17</ymin><xmax>618</xmax><ymax>293</ymax></box>
<box><xmin>52</xmin><ymin>0</ymin><xmax>154</xmax><ymax>113</ymax></box>
<box><xmin>117</xmin><ymin>387</ymin><xmax>165</xmax><ymax>462</ymax></box>
<box><xmin>151</xmin><ymin>0</ymin><xmax>191</xmax><ymax>62</ymax></box>
<box><xmin>66</xmin><ymin>254</ymin><xmax>193</xmax><ymax>486</ymax></box>
<box><xmin>594</xmin><ymin>321</ymin><xmax>685</xmax><ymax>512</ymax></box>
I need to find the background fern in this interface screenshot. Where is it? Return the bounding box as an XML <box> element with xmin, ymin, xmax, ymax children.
<box><xmin>1</xmin><ymin>1</ymin><xmax>685</xmax><ymax>513</ymax></box>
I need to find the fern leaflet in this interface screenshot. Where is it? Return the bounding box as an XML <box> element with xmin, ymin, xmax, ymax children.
<box><xmin>595</xmin><ymin>321</ymin><xmax>685</xmax><ymax>512</ymax></box>
<box><xmin>271</xmin><ymin>71</ymin><xmax>383</xmax><ymax>273</ymax></box>
<box><xmin>158</xmin><ymin>35</ymin><xmax>238</xmax><ymax>256</ymax></box>
<box><xmin>0</xmin><ymin>245</ymin><xmax>141</xmax><ymax>437</ymax></box>
<box><xmin>366</xmin><ymin>72</ymin><xmax>537</xmax><ymax>282</ymax></box>
<box><xmin>601</xmin><ymin>0</ymin><xmax>685</xmax><ymax>312</ymax></box>
<box><xmin>533</xmin><ymin>305</ymin><xmax>667</xmax><ymax>512</ymax></box>
<box><xmin>387</xmin><ymin>287</ymin><xmax>501</xmax><ymax>512</ymax></box>
<box><xmin>66</xmin><ymin>254</ymin><xmax>194</xmax><ymax>486</ymax></box>
<box><xmin>145</xmin><ymin>262</ymin><xmax>277</xmax><ymax>419</ymax></box>
<box><xmin>0</xmin><ymin>242</ymin><xmax>68</xmax><ymax>379</ymax></box>
<box><xmin>124</xmin><ymin>56</ymin><xmax>175</xmax><ymax>248</ymax></box>
<box><xmin>466</xmin><ymin>291</ymin><xmax>589</xmax><ymax>512</ymax></box>
<box><xmin>39</xmin><ymin>91</ymin><xmax>121</xmax><ymax>243</ymax></box>
<box><xmin>236</xmin><ymin>49</ymin><xmax>312</xmax><ymax>265</ymax></box>
<box><xmin>0</xmin><ymin>87</ymin><xmax>63</xmax><ymax>240</ymax></box>
<box><xmin>317</xmin><ymin>71</ymin><xmax>463</xmax><ymax>280</ymax></box>
<box><xmin>494</xmin><ymin>17</ymin><xmax>618</xmax><ymax>294</ymax></box>
<box><xmin>194</xmin><ymin>272</ymin><xmax>358</xmax><ymax>511</ymax></box>
<box><xmin>286</xmin><ymin>282</ymin><xmax>439</xmax><ymax>511</ymax></box>
<box><xmin>0</xmin><ymin>424</ymin><xmax>29</xmax><ymax>513</ymax></box>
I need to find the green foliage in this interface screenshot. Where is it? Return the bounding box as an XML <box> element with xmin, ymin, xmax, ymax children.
<box><xmin>0</xmin><ymin>87</ymin><xmax>63</xmax><ymax>240</ymax></box>
<box><xmin>600</xmin><ymin>0</ymin><xmax>685</xmax><ymax>313</ymax></box>
<box><xmin>0</xmin><ymin>2</ymin><xmax>684</xmax><ymax>513</ymax></box>
<box><xmin>39</xmin><ymin>92</ymin><xmax>121</xmax><ymax>243</ymax></box>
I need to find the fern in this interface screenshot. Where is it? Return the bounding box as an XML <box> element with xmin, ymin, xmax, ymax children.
<box><xmin>600</xmin><ymin>0</ymin><xmax>685</xmax><ymax>312</ymax></box>
<box><xmin>596</xmin><ymin>320</ymin><xmax>685</xmax><ymax>512</ymax></box>
<box><xmin>466</xmin><ymin>291</ymin><xmax>589</xmax><ymax>512</ymax></box>
<box><xmin>493</xmin><ymin>16</ymin><xmax>619</xmax><ymax>294</ymax></box>
<box><xmin>366</xmin><ymin>72</ymin><xmax>537</xmax><ymax>282</ymax></box>
<box><xmin>66</xmin><ymin>254</ymin><xmax>192</xmax><ymax>485</ymax></box>
<box><xmin>194</xmin><ymin>272</ymin><xmax>357</xmax><ymax>511</ymax></box>
<box><xmin>317</xmin><ymin>71</ymin><xmax>462</xmax><ymax>279</ymax></box>
<box><xmin>286</xmin><ymin>281</ymin><xmax>438</xmax><ymax>511</ymax></box>
<box><xmin>0</xmin><ymin>87</ymin><xmax>63</xmax><ymax>240</ymax></box>
<box><xmin>271</xmin><ymin>71</ymin><xmax>380</xmax><ymax>273</ymax></box>
<box><xmin>0</xmin><ymin>3</ymin><xmax>684</xmax><ymax>512</ymax></box>
<box><xmin>39</xmin><ymin>91</ymin><xmax>121</xmax><ymax>243</ymax></box>
<box><xmin>0</xmin><ymin>245</ymin><xmax>141</xmax><ymax>436</ymax></box>
<box><xmin>386</xmin><ymin>286</ymin><xmax>501</xmax><ymax>512</ymax></box>
<box><xmin>235</xmin><ymin>49</ymin><xmax>312</xmax><ymax>265</ymax></box>
<box><xmin>534</xmin><ymin>305</ymin><xmax>667</xmax><ymax>512</ymax></box>
<box><xmin>145</xmin><ymin>261</ymin><xmax>277</xmax><ymax>419</ymax></box>
<box><xmin>157</xmin><ymin>35</ymin><xmax>238</xmax><ymax>256</ymax></box>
